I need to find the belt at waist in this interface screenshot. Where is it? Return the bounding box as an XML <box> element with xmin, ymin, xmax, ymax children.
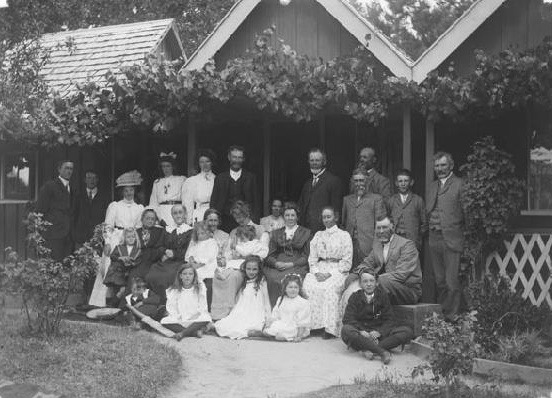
<box><xmin>114</xmin><ymin>226</ymin><xmax>125</xmax><ymax>230</ymax></box>
<box><xmin>318</xmin><ymin>258</ymin><xmax>341</xmax><ymax>262</ymax></box>
<box><xmin>159</xmin><ymin>201</ymin><xmax>182</xmax><ymax>205</ymax></box>
<box><xmin>194</xmin><ymin>202</ymin><xmax>210</xmax><ymax>208</ymax></box>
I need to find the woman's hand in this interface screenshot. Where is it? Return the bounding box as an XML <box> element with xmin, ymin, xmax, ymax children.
<box><xmin>165</xmin><ymin>249</ymin><xmax>174</xmax><ymax>259</ymax></box>
<box><xmin>315</xmin><ymin>273</ymin><xmax>331</xmax><ymax>282</ymax></box>
<box><xmin>275</xmin><ymin>261</ymin><xmax>292</xmax><ymax>271</ymax></box>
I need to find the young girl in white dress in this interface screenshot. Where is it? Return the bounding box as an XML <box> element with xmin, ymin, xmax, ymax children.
<box><xmin>160</xmin><ymin>264</ymin><xmax>212</xmax><ymax>341</ymax></box>
<box><xmin>264</xmin><ymin>273</ymin><xmax>311</xmax><ymax>342</ymax></box>
<box><xmin>214</xmin><ymin>255</ymin><xmax>271</xmax><ymax>339</ymax></box>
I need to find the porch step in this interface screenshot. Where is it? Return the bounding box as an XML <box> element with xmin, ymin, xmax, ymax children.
<box><xmin>392</xmin><ymin>303</ymin><xmax>442</xmax><ymax>337</ymax></box>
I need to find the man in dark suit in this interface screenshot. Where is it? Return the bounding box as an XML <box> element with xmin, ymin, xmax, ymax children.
<box><xmin>74</xmin><ymin>170</ymin><xmax>109</xmax><ymax>247</ymax></box>
<box><xmin>297</xmin><ymin>148</ymin><xmax>342</xmax><ymax>232</ymax></box>
<box><xmin>426</xmin><ymin>151</ymin><xmax>464</xmax><ymax>321</ymax></box>
<box><xmin>357</xmin><ymin>147</ymin><xmax>391</xmax><ymax>203</ymax></box>
<box><xmin>210</xmin><ymin>145</ymin><xmax>260</xmax><ymax>232</ymax></box>
<box><xmin>36</xmin><ymin>160</ymin><xmax>76</xmax><ymax>260</ymax></box>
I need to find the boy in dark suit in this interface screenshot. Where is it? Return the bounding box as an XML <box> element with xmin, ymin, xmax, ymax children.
<box><xmin>74</xmin><ymin>170</ymin><xmax>109</xmax><ymax>246</ymax></box>
<box><xmin>297</xmin><ymin>148</ymin><xmax>342</xmax><ymax>233</ymax></box>
<box><xmin>210</xmin><ymin>146</ymin><xmax>260</xmax><ymax>232</ymax></box>
<box><xmin>36</xmin><ymin>160</ymin><xmax>76</xmax><ymax>260</ymax></box>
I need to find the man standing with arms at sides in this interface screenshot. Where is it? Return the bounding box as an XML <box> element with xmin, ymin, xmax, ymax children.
<box><xmin>36</xmin><ymin>160</ymin><xmax>76</xmax><ymax>261</ymax></box>
<box><xmin>210</xmin><ymin>145</ymin><xmax>260</xmax><ymax>232</ymax></box>
<box><xmin>427</xmin><ymin>152</ymin><xmax>464</xmax><ymax>322</ymax></box>
<box><xmin>357</xmin><ymin>146</ymin><xmax>391</xmax><ymax>203</ymax></box>
<box><xmin>297</xmin><ymin>148</ymin><xmax>342</xmax><ymax>233</ymax></box>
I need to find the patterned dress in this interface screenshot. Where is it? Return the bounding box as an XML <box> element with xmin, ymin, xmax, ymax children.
<box><xmin>303</xmin><ymin>225</ymin><xmax>353</xmax><ymax>336</ymax></box>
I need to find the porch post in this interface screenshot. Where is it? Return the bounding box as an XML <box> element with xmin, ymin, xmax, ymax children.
<box><xmin>402</xmin><ymin>104</ymin><xmax>412</xmax><ymax>169</ymax></box>
<box><xmin>110</xmin><ymin>137</ymin><xmax>115</xmax><ymax>201</ymax></box>
<box><xmin>187</xmin><ymin>115</ymin><xmax>197</xmax><ymax>177</ymax></box>
<box><xmin>263</xmin><ymin>118</ymin><xmax>271</xmax><ymax>216</ymax></box>
<box><xmin>423</xmin><ymin>118</ymin><xmax>436</xmax><ymax>303</ymax></box>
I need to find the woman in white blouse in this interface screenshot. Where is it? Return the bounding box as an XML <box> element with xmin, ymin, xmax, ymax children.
<box><xmin>149</xmin><ymin>152</ymin><xmax>187</xmax><ymax>228</ymax></box>
<box><xmin>303</xmin><ymin>206</ymin><xmax>353</xmax><ymax>339</ymax></box>
<box><xmin>183</xmin><ymin>149</ymin><xmax>216</xmax><ymax>225</ymax></box>
<box><xmin>105</xmin><ymin>170</ymin><xmax>145</xmax><ymax>236</ymax></box>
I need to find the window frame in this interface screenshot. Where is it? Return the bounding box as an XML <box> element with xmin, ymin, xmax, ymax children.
<box><xmin>0</xmin><ymin>151</ymin><xmax>39</xmax><ymax>203</ymax></box>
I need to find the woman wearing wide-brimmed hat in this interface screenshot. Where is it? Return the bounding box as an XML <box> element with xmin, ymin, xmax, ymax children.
<box><xmin>149</xmin><ymin>152</ymin><xmax>187</xmax><ymax>228</ymax></box>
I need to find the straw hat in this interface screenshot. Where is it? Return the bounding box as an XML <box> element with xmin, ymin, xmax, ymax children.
<box><xmin>115</xmin><ymin>170</ymin><xmax>143</xmax><ymax>187</ymax></box>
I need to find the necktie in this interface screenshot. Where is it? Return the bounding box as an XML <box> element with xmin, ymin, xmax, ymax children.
<box><xmin>312</xmin><ymin>176</ymin><xmax>318</xmax><ymax>187</ymax></box>
<box><xmin>67</xmin><ymin>184</ymin><xmax>70</xmax><ymax>194</ymax></box>
<box><xmin>88</xmin><ymin>190</ymin><xmax>93</xmax><ymax>201</ymax></box>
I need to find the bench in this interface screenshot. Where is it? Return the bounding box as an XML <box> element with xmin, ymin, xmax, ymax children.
<box><xmin>392</xmin><ymin>303</ymin><xmax>442</xmax><ymax>337</ymax></box>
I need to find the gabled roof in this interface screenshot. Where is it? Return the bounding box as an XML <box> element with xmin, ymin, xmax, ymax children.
<box><xmin>412</xmin><ymin>0</ymin><xmax>507</xmax><ymax>82</ymax></box>
<box><xmin>184</xmin><ymin>0</ymin><xmax>414</xmax><ymax>80</ymax></box>
<box><xmin>39</xmin><ymin>19</ymin><xmax>184</xmax><ymax>96</ymax></box>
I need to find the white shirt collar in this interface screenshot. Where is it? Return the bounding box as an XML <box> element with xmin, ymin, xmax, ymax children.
<box><xmin>87</xmin><ymin>187</ymin><xmax>98</xmax><ymax>195</ymax></box>
<box><xmin>58</xmin><ymin>176</ymin><xmax>70</xmax><ymax>187</ymax></box>
<box><xmin>167</xmin><ymin>223</ymin><xmax>192</xmax><ymax>234</ymax></box>
<box><xmin>440</xmin><ymin>172</ymin><xmax>453</xmax><ymax>186</ymax></box>
<box><xmin>326</xmin><ymin>224</ymin><xmax>338</xmax><ymax>233</ymax></box>
<box><xmin>400</xmin><ymin>193</ymin><xmax>409</xmax><ymax>202</ymax></box>
<box><xmin>230</xmin><ymin>169</ymin><xmax>242</xmax><ymax>181</ymax></box>
<box><xmin>284</xmin><ymin>224</ymin><xmax>298</xmax><ymax>239</ymax></box>
<box><xmin>201</xmin><ymin>171</ymin><xmax>214</xmax><ymax>180</ymax></box>
<box><xmin>311</xmin><ymin>168</ymin><xmax>326</xmax><ymax>178</ymax></box>
<box><xmin>382</xmin><ymin>234</ymin><xmax>395</xmax><ymax>247</ymax></box>
<box><xmin>366</xmin><ymin>168</ymin><xmax>375</xmax><ymax>175</ymax></box>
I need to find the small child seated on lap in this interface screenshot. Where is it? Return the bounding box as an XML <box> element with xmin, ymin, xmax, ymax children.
<box><xmin>225</xmin><ymin>225</ymin><xmax>268</xmax><ymax>269</ymax></box>
<box><xmin>104</xmin><ymin>227</ymin><xmax>141</xmax><ymax>306</ymax></box>
<box><xmin>160</xmin><ymin>263</ymin><xmax>212</xmax><ymax>341</ymax></box>
<box><xmin>122</xmin><ymin>277</ymin><xmax>162</xmax><ymax>329</ymax></box>
<box><xmin>264</xmin><ymin>273</ymin><xmax>311</xmax><ymax>342</ymax></box>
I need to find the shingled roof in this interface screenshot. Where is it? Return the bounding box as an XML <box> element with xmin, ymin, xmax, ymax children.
<box><xmin>39</xmin><ymin>18</ymin><xmax>184</xmax><ymax>96</ymax></box>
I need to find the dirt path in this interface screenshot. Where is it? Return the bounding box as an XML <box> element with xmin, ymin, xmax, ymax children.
<box><xmin>156</xmin><ymin>335</ymin><xmax>425</xmax><ymax>398</ymax></box>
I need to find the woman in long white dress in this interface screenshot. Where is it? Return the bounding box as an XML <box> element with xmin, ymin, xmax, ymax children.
<box><xmin>183</xmin><ymin>149</ymin><xmax>216</xmax><ymax>225</ymax></box>
<box><xmin>303</xmin><ymin>206</ymin><xmax>353</xmax><ymax>338</ymax></box>
<box><xmin>149</xmin><ymin>152</ymin><xmax>187</xmax><ymax>228</ymax></box>
<box><xmin>89</xmin><ymin>170</ymin><xmax>144</xmax><ymax>307</ymax></box>
<box><xmin>215</xmin><ymin>255</ymin><xmax>271</xmax><ymax>339</ymax></box>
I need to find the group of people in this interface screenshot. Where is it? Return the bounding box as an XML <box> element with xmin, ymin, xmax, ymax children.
<box><xmin>35</xmin><ymin>144</ymin><xmax>465</xmax><ymax>363</ymax></box>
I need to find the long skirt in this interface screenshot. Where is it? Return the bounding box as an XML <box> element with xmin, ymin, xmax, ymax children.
<box><xmin>210</xmin><ymin>268</ymin><xmax>244</xmax><ymax>320</ymax></box>
<box><xmin>263</xmin><ymin>265</ymin><xmax>308</xmax><ymax>307</ymax></box>
<box><xmin>303</xmin><ymin>272</ymin><xmax>347</xmax><ymax>337</ymax></box>
<box><xmin>145</xmin><ymin>259</ymin><xmax>183</xmax><ymax>300</ymax></box>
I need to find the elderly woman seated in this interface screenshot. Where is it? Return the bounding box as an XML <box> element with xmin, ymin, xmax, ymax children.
<box><xmin>264</xmin><ymin>202</ymin><xmax>311</xmax><ymax>306</ymax></box>
<box><xmin>210</xmin><ymin>201</ymin><xmax>268</xmax><ymax>320</ymax></box>
<box><xmin>341</xmin><ymin>269</ymin><xmax>414</xmax><ymax>365</ymax></box>
<box><xmin>303</xmin><ymin>206</ymin><xmax>353</xmax><ymax>339</ymax></box>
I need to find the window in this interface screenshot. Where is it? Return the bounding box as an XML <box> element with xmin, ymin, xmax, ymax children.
<box><xmin>0</xmin><ymin>152</ymin><xmax>36</xmax><ymax>201</ymax></box>
<box><xmin>527</xmin><ymin>117</ymin><xmax>552</xmax><ymax>214</ymax></box>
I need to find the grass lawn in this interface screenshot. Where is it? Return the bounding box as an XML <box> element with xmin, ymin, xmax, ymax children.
<box><xmin>0</xmin><ymin>311</ymin><xmax>182</xmax><ymax>398</ymax></box>
<box><xmin>296</xmin><ymin>380</ymin><xmax>548</xmax><ymax>398</ymax></box>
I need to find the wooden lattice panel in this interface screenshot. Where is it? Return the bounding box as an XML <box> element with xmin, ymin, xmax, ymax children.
<box><xmin>486</xmin><ymin>234</ymin><xmax>552</xmax><ymax>309</ymax></box>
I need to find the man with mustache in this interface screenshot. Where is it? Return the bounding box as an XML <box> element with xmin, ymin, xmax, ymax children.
<box><xmin>357</xmin><ymin>146</ymin><xmax>391</xmax><ymax>204</ymax></box>
<box><xmin>210</xmin><ymin>145</ymin><xmax>260</xmax><ymax>232</ymax></box>
<box><xmin>357</xmin><ymin>216</ymin><xmax>422</xmax><ymax>305</ymax></box>
<box><xmin>426</xmin><ymin>152</ymin><xmax>464</xmax><ymax>321</ymax></box>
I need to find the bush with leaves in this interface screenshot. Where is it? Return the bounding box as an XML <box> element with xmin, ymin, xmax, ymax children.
<box><xmin>460</xmin><ymin>136</ymin><xmax>524</xmax><ymax>271</ymax></box>
<box><xmin>414</xmin><ymin>312</ymin><xmax>482</xmax><ymax>384</ymax></box>
<box><xmin>466</xmin><ymin>274</ymin><xmax>552</xmax><ymax>354</ymax></box>
<box><xmin>0</xmin><ymin>213</ymin><xmax>102</xmax><ymax>336</ymax></box>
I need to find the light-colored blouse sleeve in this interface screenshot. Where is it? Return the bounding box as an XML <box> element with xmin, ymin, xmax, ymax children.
<box><xmin>198</xmin><ymin>283</ymin><xmax>210</xmax><ymax>319</ymax></box>
<box><xmin>295</xmin><ymin>298</ymin><xmax>311</xmax><ymax>328</ymax></box>
<box><xmin>182</xmin><ymin>177</ymin><xmax>194</xmax><ymax>225</ymax></box>
<box><xmin>104</xmin><ymin>201</ymin><xmax>117</xmax><ymax>226</ymax></box>
<box><xmin>164</xmin><ymin>289</ymin><xmax>179</xmax><ymax>323</ymax></box>
<box><xmin>149</xmin><ymin>180</ymin><xmax>159</xmax><ymax>207</ymax></box>
<box><xmin>307</xmin><ymin>232</ymin><xmax>321</xmax><ymax>274</ymax></box>
<box><xmin>201</xmin><ymin>239</ymin><xmax>219</xmax><ymax>277</ymax></box>
<box><xmin>261</xmin><ymin>279</ymin><xmax>272</xmax><ymax>320</ymax></box>
<box><xmin>336</xmin><ymin>230</ymin><xmax>353</xmax><ymax>274</ymax></box>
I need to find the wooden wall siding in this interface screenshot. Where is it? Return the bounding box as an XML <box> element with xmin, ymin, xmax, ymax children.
<box><xmin>214</xmin><ymin>0</ymin><xmax>389</xmax><ymax>74</ymax></box>
<box><xmin>441</xmin><ymin>0</ymin><xmax>552</xmax><ymax>76</ymax></box>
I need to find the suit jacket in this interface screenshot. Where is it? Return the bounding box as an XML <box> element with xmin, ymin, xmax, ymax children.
<box><xmin>342</xmin><ymin>193</ymin><xmax>386</xmax><ymax>259</ymax></box>
<box><xmin>210</xmin><ymin>169</ymin><xmax>260</xmax><ymax>223</ymax></box>
<box><xmin>366</xmin><ymin>169</ymin><xmax>391</xmax><ymax>202</ymax></box>
<box><xmin>359</xmin><ymin>234</ymin><xmax>422</xmax><ymax>293</ymax></box>
<box><xmin>426</xmin><ymin>174</ymin><xmax>464</xmax><ymax>252</ymax></box>
<box><xmin>342</xmin><ymin>286</ymin><xmax>394</xmax><ymax>336</ymax></box>
<box><xmin>389</xmin><ymin>193</ymin><xmax>428</xmax><ymax>251</ymax></box>
<box><xmin>35</xmin><ymin>178</ymin><xmax>75</xmax><ymax>240</ymax></box>
<box><xmin>298</xmin><ymin>170</ymin><xmax>342</xmax><ymax>232</ymax></box>
<box><xmin>137</xmin><ymin>227</ymin><xmax>166</xmax><ymax>267</ymax></box>
<box><xmin>73</xmin><ymin>189</ymin><xmax>110</xmax><ymax>244</ymax></box>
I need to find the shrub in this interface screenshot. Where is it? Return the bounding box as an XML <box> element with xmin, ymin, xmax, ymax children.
<box><xmin>0</xmin><ymin>213</ymin><xmax>102</xmax><ymax>336</ymax></box>
<box><xmin>460</xmin><ymin>136</ymin><xmax>524</xmax><ymax>272</ymax></box>
<box><xmin>490</xmin><ymin>330</ymin><xmax>546</xmax><ymax>364</ymax></box>
<box><xmin>466</xmin><ymin>274</ymin><xmax>552</xmax><ymax>353</ymax></box>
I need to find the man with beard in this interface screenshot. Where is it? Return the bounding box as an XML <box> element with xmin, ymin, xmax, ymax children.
<box><xmin>357</xmin><ymin>216</ymin><xmax>422</xmax><ymax>305</ymax></box>
<box><xmin>297</xmin><ymin>148</ymin><xmax>342</xmax><ymax>233</ymax></box>
<box><xmin>210</xmin><ymin>146</ymin><xmax>260</xmax><ymax>232</ymax></box>
<box><xmin>357</xmin><ymin>147</ymin><xmax>391</xmax><ymax>203</ymax></box>
<box><xmin>426</xmin><ymin>152</ymin><xmax>464</xmax><ymax>321</ymax></box>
